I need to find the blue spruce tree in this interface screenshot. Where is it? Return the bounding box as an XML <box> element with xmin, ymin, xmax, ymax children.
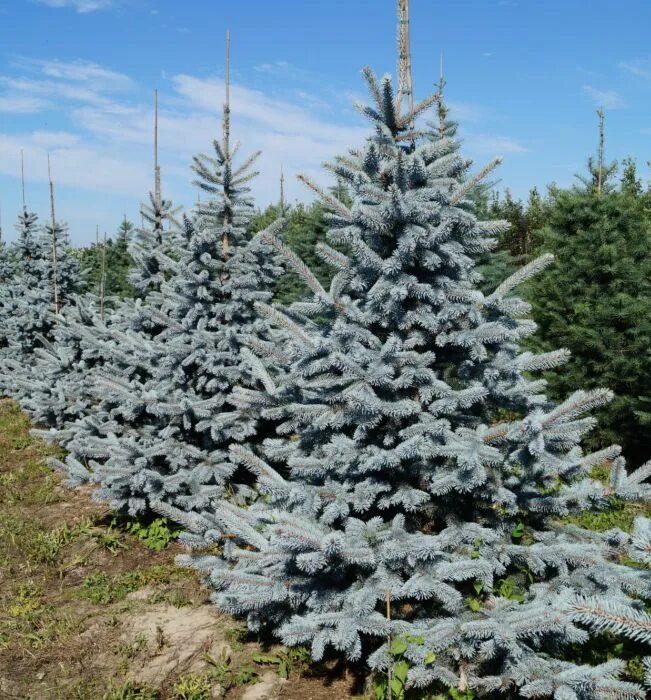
<box><xmin>166</xmin><ymin>69</ymin><xmax>651</xmax><ymax>699</ymax></box>
<box><xmin>23</xmin><ymin>90</ymin><xmax>194</xmax><ymax>446</ymax></box>
<box><xmin>0</xmin><ymin>196</ymin><xmax>80</xmax><ymax>399</ymax></box>
<box><xmin>56</xmin><ymin>38</ymin><xmax>285</xmax><ymax>516</ymax></box>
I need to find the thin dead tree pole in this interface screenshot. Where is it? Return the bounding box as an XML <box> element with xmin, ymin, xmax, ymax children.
<box><xmin>596</xmin><ymin>107</ymin><xmax>605</xmax><ymax>194</ymax></box>
<box><xmin>100</xmin><ymin>230</ymin><xmax>107</xmax><ymax>321</ymax></box>
<box><xmin>47</xmin><ymin>153</ymin><xmax>60</xmax><ymax>315</ymax></box>
<box><xmin>222</xmin><ymin>29</ymin><xmax>232</xmax><ymax>259</ymax></box>
<box><xmin>279</xmin><ymin>167</ymin><xmax>285</xmax><ymax>216</ymax></box>
<box><xmin>397</xmin><ymin>0</ymin><xmax>415</xmax><ymax>131</ymax></box>
<box><xmin>154</xmin><ymin>89</ymin><xmax>161</xmax><ymax>209</ymax></box>
<box><xmin>21</xmin><ymin>149</ymin><xmax>26</xmax><ymax>210</ymax></box>
<box><xmin>436</xmin><ymin>51</ymin><xmax>447</xmax><ymax>139</ymax></box>
<box><xmin>96</xmin><ymin>224</ymin><xmax>101</xmax><ymax>296</ymax></box>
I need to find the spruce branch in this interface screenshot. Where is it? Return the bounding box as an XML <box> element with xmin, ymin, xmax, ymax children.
<box><xmin>569</xmin><ymin>596</ymin><xmax>651</xmax><ymax>643</ymax></box>
<box><xmin>315</xmin><ymin>242</ymin><xmax>351</xmax><ymax>269</ymax></box>
<box><xmin>254</xmin><ymin>302</ymin><xmax>315</xmax><ymax>348</ymax></box>
<box><xmin>361</xmin><ymin>65</ymin><xmax>384</xmax><ymax>113</ymax></box>
<box><xmin>489</xmin><ymin>254</ymin><xmax>555</xmax><ymax>301</ymax></box>
<box><xmin>240</xmin><ymin>347</ymin><xmax>276</xmax><ymax>395</ymax></box>
<box><xmin>256</xmin><ymin>226</ymin><xmax>331</xmax><ymax>302</ymax></box>
<box><xmin>297</xmin><ymin>174</ymin><xmax>353</xmax><ymax>221</ymax></box>
<box><xmin>449</xmin><ymin>158</ymin><xmax>502</xmax><ymax>206</ymax></box>
<box><xmin>228</xmin><ymin>444</ymin><xmax>286</xmax><ymax>484</ymax></box>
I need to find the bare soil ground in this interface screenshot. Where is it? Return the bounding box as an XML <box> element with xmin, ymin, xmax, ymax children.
<box><xmin>0</xmin><ymin>399</ymin><xmax>364</xmax><ymax>700</ymax></box>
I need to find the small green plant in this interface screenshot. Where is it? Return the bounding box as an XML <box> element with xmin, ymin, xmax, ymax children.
<box><xmin>102</xmin><ymin>681</ymin><xmax>158</xmax><ymax>700</ymax></box>
<box><xmin>78</xmin><ymin>565</ymin><xmax>185</xmax><ymax>605</ymax></box>
<box><xmin>125</xmin><ymin>518</ymin><xmax>181</xmax><ymax>551</ymax></box>
<box><xmin>252</xmin><ymin>646</ymin><xmax>311</xmax><ymax>679</ymax></box>
<box><xmin>148</xmin><ymin>589</ymin><xmax>190</xmax><ymax>608</ymax></box>
<box><xmin>373</xmin><ymin>634</ymin><xmax>436</xmax><ymax>700</ymax></box>
<box><xmin>92</xmin><ymin>520</ymin><xmax>127</xmax><ymax>554</ymax></box>
<box><xmin>223</xmin><ymin>622</ymin><xmax>248</xmax><ymax>651</ymax></box>
<box><xmin>234</xmin><ymin>665</ymin><xmax>258</xmax><ymax>686</ymax></box>
<box><xmin>448</xmin><ymin>689</ymin><xmax>475</xmax><ymax>700</ymax></box>
<box><xmin>172</xmin><ymin>673</ymin><xmax>212</xmax><ymax>700</ymax></box>
<box><xmin>116</xmin><ymin>633</ymin><xmax>148</xmax><ymax>660</ymax></box>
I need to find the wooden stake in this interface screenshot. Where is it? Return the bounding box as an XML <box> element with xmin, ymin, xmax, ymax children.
<box><xmin>596</xmin><ymin>107</ymin><xmax>605</xmax><ymax>194</ymax></box>
<box><xmin>47</xmin><ymin>153</ymin><xmax>60</xmax><ymax>315</ymax></box>
<box><xmin>222</xmin><ymin>29</ymin><xmax>232</xmax><ymax>259</ymax></box>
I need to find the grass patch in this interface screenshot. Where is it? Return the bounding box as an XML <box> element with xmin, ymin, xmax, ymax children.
<box><xmin>563</xmin><ymin>497</ymin><xmax>646</xmax><ymax>532</ymax></box>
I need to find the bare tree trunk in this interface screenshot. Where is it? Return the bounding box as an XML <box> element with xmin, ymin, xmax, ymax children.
<box><xmin>48</xmin><ymin>153</ymin><xmax>60</xmax><ymax>315</ymax></box>
<box><xmin>100</xmin><ymin>230</ymin><xmax>107</xmax><ymax>322</ymax></box>
<box><xmin>223</xmin><ymin>29</ymin><xmax>232</xmax><ymax>260</ymax></box>
<box><xmin>397</xmin><ymin>0</ymin><xmax>415</xmax><ymax>131</ymax></box>
<box><xmin>279</xmin><ymin>167</ymin><xmax>285</xmax><ymax>216</ymax></box>
<box><xmin>596</xmin><ymin>107</ymin><xmax>605</xmax><ymax>194</ymax></box>
<box><xmin>21</xmin><ymin>149</ymin><xmax>26</xmax><ymax>210</ymax></box>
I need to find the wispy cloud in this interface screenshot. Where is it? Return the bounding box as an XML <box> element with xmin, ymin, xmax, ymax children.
<box><xmin>0</xmin><ymin>55</ymin><xmax>368</xmax><ymax>214</ymax></box>
<box><xmin>33</xmin><ymin>0</ymin><xmax>116</xmax><ymax>12</ymax></box>
<box><xmin>14</xmin><ymin>57</ymin><xmax>133</xmax><ymax>90</ymax></box>
<box><xmin>619</xmin><ymin>58</ymin><xmax>651</xmax><ymax>80</ymax></box>
<box><xmin>582</xmin><ymin>85</ymin><xmax>626</xmax><ymax>109</ymax></box>
<box><xmin>465</xmin><ymin>134</ymin><xmax>528</xmax><ymax>155</ymax></box>
<box><xmin>253</xmin><ymin>60</ymin><xmax>314</xmax><ymax>82</ymax></box>
<box><xmin>0</xmin><ymin>95</ymin><xmax>48</xmax><ymax>113</ymax></box>
<box><xmin>0</xmin><ymin>58</ymin><xmax>134</xmax><ymax>115</ymax></box>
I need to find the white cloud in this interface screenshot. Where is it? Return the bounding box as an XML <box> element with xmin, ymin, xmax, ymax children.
<box><xmin>619</xmin><ymin>59</ymin><xmax>651</xmax><ymax>80</ymax></box>
<box><xmin>0</xmin><ymin>132</ymin><xmax>149</xmax><ymax>196</ymax></box>
<box><xmin>34</xmin><ymin>0</ymin><xmax>116</xmax><ymax>12</ymax></box>
<box><xmin>31</xmin><ymin>131</ymin><xmax>80</xmax><ymax>147</ymax></box>
<box><xmin>0</xmin><ymin>55</ymin><xmax>371</xmax><ymax>231</ymax></box>
<box><xmin>253</xmin><ymin>60</ymin><xmax>313</xmax><ymax>81</ymax></box>
<box><xmin>14</xmin><ymin>57</ymin><xmax>133</xmax><ymax>90</ymax></box>
<box><xmin>582</xmin><ymin>85</ymin><xmax>626</xmax><ymax>109</ymax></box>
<box><xmin>465</xmin><ymin>134</ymin><xmax>528</xmax><ymax>155</ymax></box>
<box><xmin>0</xmin><ymin>95</ymin><xmax>48</xmax><ymax>113</ymax></box>
<box><xmin>447</xmin><ymin>100</ymin><xmax>482</xmax><ymax>123</ymax></box>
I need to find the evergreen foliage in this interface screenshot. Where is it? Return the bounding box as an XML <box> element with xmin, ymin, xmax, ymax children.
<box><xmin>0</xmin><ymin>208</ymin><xmax>80</xmax><ymax>396</ymax></box>
<box><xmin>164</xmin><ymin>69</ymin><xmax>651</xmax><ymax>698</ymax></box>
<box><xmin>77</xmin><ymin>217</ymin><xmax>136</xmax><ymax>299</ymax></box>
<box><xmin>527</xmin><ymin>169</ymin><xmax>651</xmax><ymax>468</ymax></box>
<box><xmin>54</xmin><ymin>88</ymin><xmax>286</xmax><ymax>516</ymax></box>
<box><xmin>251</xmin><ymin>202</ymin><xmax>336</xmax><ymax>305</ymax></box>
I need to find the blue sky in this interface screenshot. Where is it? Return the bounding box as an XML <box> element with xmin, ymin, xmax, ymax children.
<box><xmin>1</xmin><ymin>0</ymin><xmax>650</xmax><ymax>244</ymax></box>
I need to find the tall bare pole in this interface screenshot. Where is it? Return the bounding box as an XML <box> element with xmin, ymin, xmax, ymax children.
<box><xmin>397</xmin><ymin>0</ymin><xmax>414</xmax><ymax>130</ymax></box>
<box><xmin>47</xmin><ymin>153</ymin><xmax>60</xmax><ymax>314</ymax></box>
<box><xmin>436</xmin><ymin>51</ymin><xmax>448</xmax><ymax>139</ymax></box>
<box><xmin>222</xmin><ymin>29</ymin><xmax>232</xmax><ymax>259</ymax></box>
<box><xmin>100</xmin><ymin>230</ymin><xmax>107</xmax><ymax>321</ymax></box>
<box><xmin>96</xmin><ymin>224</ymin><xmax>100</xmax><ymax>295</ymax></box>
<box><xmin>20</xmin><ymin>149</ymin><xmax>26</xmax><ymax>210</ymax></box>
<box><xmin>154</xmin><ymin>89</ymin><xmax>161</xmax><ymax>208</ymax></box>
<box><xmin>596</xmin><ymin>107</ymin><xmax>605</xmax><ymax>194</ymax></box>
<box><xmin>279</xmin><ymin>167</ymin><xmax>285</xmax><ymax>216</ymax></box>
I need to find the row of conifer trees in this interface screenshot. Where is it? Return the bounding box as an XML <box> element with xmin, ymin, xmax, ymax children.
<box><xmin>1</xmin><ymin>34</ymin><xmax>651</xmax><ymax>699</ymax></box>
